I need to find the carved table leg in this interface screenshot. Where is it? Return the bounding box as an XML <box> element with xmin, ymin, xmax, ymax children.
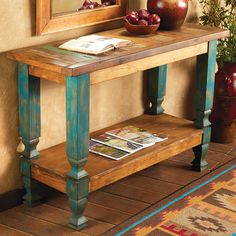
<box><xmin>66</xmin><ymin>74</ymin><xmax>90</xmax><ymax>230</ymax></box>
<box><xmin>18</xmin><ymin>63</ymin><xmax>41</xmax><ymax>206</ymax></box>
<box><xmin>192</xmin><ymin>40</ymin><xmax>217</xmax><ymax>171</ymax></box>
<box><xmin>146</xmin><ymin>65</ymin><xmax>167</xmax><ymax>114</ymax></box>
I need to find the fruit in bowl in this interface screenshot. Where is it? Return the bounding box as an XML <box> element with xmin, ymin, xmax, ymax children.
<box><xmin>126</xmin><ymin>11</ymin><xmax>139</xmax><ymax>25</ymax></box>
<box><xmin>79</xmin><ymin>0</ymin><xmax>103</xmax><ymax>10</ymax></box>
<box><xmin>124</xmin><ymin>9</ymin><xmax>160</xmax><ymax>35</ymax></box>
<box><xmin>79</xmin><ymin>0</ymin><xmax>116</xmax><ymax>11</ymax></box>
<box><xmin>101</xmin><ymin>0</ymin><xmax>116</xmax><ymax>5</ymax></box>
<box><xmin>138</xmin><ymin>9</ymin><xmax>150</xmax><ymax>20</ymax></box>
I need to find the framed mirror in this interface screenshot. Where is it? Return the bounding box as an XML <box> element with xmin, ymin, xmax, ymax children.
<box><xmin>36</xmin><ymin>0</ymin><xmax>128</xmax><ymax>35</ymax></box>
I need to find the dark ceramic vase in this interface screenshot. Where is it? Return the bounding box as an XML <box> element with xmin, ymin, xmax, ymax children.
<box><xmin>214</xmin><ymin>63</ymin><xmax>236</xmax><ymax>97</ymax></box>
<box><xmin>147</xmin><ymin>0</ymin><xmax>188</xmax><ymax>30</ymax></box>
<box><xmin>211</xmin><ymin>63</ymin><xmax>236</xmax><ymax>143</ymax></box>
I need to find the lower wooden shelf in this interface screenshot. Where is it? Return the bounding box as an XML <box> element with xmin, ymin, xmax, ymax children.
<box><xmin>31</xmin><ymin>114</ymin><xmax>202</xmax><ymax>193</ymax></box>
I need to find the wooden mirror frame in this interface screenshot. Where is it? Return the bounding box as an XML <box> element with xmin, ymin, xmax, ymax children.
<box><xmin>36</xmin><ymin>0</ymin><xmax>128</xmax><ymax>35</ymax></box>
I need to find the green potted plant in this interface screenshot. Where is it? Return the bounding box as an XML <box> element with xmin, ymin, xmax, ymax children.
<box><xmin>199</xmin><ymin>0</ymin><xmax>236</xmax><ymax>143</ymax></box>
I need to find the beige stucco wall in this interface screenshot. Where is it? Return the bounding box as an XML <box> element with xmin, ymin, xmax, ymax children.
<box><xmin>0</xmin><ymin>0</ymin><xmax>200</xmax><ymax>194</ymax></box>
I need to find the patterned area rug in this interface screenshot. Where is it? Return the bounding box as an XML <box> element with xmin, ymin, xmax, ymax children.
<box><xmin>106</xmin><ymin>159</ymin><xmax>236</xmax><ymax>236</ymax></box>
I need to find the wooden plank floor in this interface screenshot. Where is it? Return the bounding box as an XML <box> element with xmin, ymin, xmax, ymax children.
<box><xmin>0</xmin><ymin>139</ymin><xmax>235</xmax><ymax>236</ymax></box>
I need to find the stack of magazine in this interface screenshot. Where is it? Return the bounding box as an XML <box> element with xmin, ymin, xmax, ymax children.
<box><xmin>89</xmin><ymin>125</ymin><xmax>168</xmax><ymax>160</ymax></box>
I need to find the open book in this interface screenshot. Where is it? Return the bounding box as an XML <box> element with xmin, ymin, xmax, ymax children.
<box><xmin>59</xmin><ymin>34</ymin><xmax>132</xmax><ymax>55</ymax></box>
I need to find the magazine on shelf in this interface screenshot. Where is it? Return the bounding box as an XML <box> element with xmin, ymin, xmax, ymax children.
<box><xmin>92</xmin><ymin>133</ymin><xmax>143</xmax><ymax>153</ymax></box>
<box><xmin>89</xmin><ymin>140</ymin><xmax>130</xmax><ymax>160</ymax></box>
<box><xmin>59</xmin><ymin>34</ymin><xmax>132</xmax><ymax>55</ymax></box>
<box><xmin>106</xmin><ymin>125</ymin><xmax>168</xmax><ymax>147</ymax></box>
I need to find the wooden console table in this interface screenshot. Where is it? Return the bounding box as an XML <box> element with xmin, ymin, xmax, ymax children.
<box><xmin>7</xmin><ymin>23</ymin><xmax>228</xmax><ymax>230</ymax></box>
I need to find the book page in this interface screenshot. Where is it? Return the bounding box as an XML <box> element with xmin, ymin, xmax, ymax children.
<box><xmin>107</xmin><ymin>126</ymin><xmax>168</xmax><ymax>147</ymax></box>
<box><xmin>59</xmin><ymin>39</ymin><xmax>113</xmax><ymax>55</ymax></box>
<box><xmin>78</xmin><ymin>34</ymin><xmax>131</xmax><ymax>48</ymax></box>
<box><xmin>59</xmin><ymin>34</ymin><xmax>132</xmax><ymax>55</ymax></box>
<box><xmin>92</xmin><ymin>134</ymin><xmax>143</xmax><ymax>153</ymax></box>
<box><xmin>89</xmin><ymin>140</ymin><xmax>130</xmax><ymax>160</ymax></box>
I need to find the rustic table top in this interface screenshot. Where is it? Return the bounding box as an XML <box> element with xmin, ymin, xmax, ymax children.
<box><xmin>7</xmin><ymin>23</ymin><xmax>229</xmax><ymax>76</ymax></box>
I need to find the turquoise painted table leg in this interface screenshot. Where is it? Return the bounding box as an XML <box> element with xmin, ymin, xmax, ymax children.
<box><xmin>66</xmin><ymin>74</ymin><xmax>90</xmax><ymax>230</ymax></box>
<box><xmin>18</xmin><ymin>63</ymin><xmax>41</xmax><ymax>206</ymax></box>
<box><xmin>192</xmin><ymin>40</ymin><xmax>217</xmax><ymax>171</ymax></box>
<box><xmin>146</xmin><ymin>65</ymin><xmax>167</xmax><ymax>114</ymax></box>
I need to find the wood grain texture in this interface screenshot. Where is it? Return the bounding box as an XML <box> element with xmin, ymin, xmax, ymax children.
<box><xmin>7</xmin><ymin>24</ymin><xmax>230</xmax><ymax>233</ymax></box>
<box><xmin>15</xmin><ymin>204</ymin><xmax>114</xmax><ymax>236</ymax></box>
<box><xmin>29</xmin><ymin>66</ymin><xmax>66</xmax><ymax>84</ymax></box>
<box><xmin>28</xmin><ymin>42</ymin><xmax>207</xmax><ymax>85</ymax></box>
<box><xmin>192</xmin><ymin>40</ymin><xmax>217</xmax><ymax>171</ymax></box>
<box><xmin>7</xmin><ymin>24</ymin><xmax>229</xmax><ymax>78</ymax></box>
<box><xmin>119</xmin><ymin>175</ymin><xmax>181</xmax><ymax>194</ymax></box>
<box><xmin>65</xmin><ymin>74</ymin><xmax>90</xmax><ymax>230</ymax></box>
<box><xmin>137</xmin><ymin>163</ymin><xmax>199</xmax><ymax>186</ymax></box>
<box><xmin>36</xmin><ymin>0</ymin><xmax>127</xmax><ymax>35</ymax></box>
<box><xmin>18</xmin><ymin>63</ymin><xmax>41</xmax><ymax>207</ymax></box>
<box><xmin>36</xmin><ymin>0</ymin><xmax>50</xmax><ymax>35</ymax></box>
<box><xmin>0</xmin><ymin>209</ymin><xmax>86</xmax><ymax>236</ymax></box>
<box><xmin>46</xmin><ymin>193</ymin><xmax>132</xmax><ymax>225</ymax></box>
<box><xmin>101</xmin><ymin>182</ymin><xmax>167</xmax><ymax>204</ymax></box>
<box><xmin>0</xmin><ymin>224</ymin><xmax>33</xmax><ymax>236</ymax></box>
<box><xmin>90</xmin><ymin>42</ymin><xmax>208</xmax><ymax>85</ymax></box>
<box><xmin>31</xmin><ymin>114</ymin><xmax>203</xmax><ymax>193</ymax></box>
<box><xmin>209</xmin><ymin>138</ymin><xmax>236</xmax><ymax>154</ymax></box>
<box><xmin>88</xmin><ymin>191</ymin><xmax>150</xmax><ymax>214</ymax></box>
<box><xmin>0</xmin><ymin>142</ymin><xmax>234</xmax><ymax>235</ymax></box>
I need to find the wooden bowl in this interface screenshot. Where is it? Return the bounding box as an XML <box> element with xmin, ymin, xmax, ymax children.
<box><xmin>124</xmin><ymin>19</ymin><xmax>159</xmax><ymax>35</ymax></box>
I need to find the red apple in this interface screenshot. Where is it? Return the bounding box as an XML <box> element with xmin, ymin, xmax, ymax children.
<box><xmin>101</xmin><ymin>0</ymin><xmax>116</xmax><ymax>5</ymax></box>
<box><xmin>83</xmin><ymin>0</ymin><xmax>93</xmax><ymax>7</ymax></box>
<box><xmin>148</xmin><ymin>14</ymin><xmax>161</xmax><ymax>25</ymax></box>
<box><xmin>127</xmin><ymin>11</ymin><xmax>138</xmax><ymax>17</ymax></box>
<box><xmin>138</xmin><ymin>9</ymin><xmax>150</xmax><ymax>20</ymax></box>
<box><xmin>87</xmin><ymin>3</ymin><xmax>95</xmax><ymax>9</ymax></box>
<box><xmin>102</xmin><ymin>2</ymin><xmax>111</xmax><ymax>6</ymax></box>
<box><xmin>93</xmin><ymin>2</ymin><xmax>99</xmax><ymax>7</ymax></box>
<box><xmin>138</xmin><ymin>19</ymin><xmax>149</xmax><ymax>26</ymax></box>
<box><xmin>126</xmin><ymin>11</ymin><xmax>139</xmax><ymax>25</ymax></box>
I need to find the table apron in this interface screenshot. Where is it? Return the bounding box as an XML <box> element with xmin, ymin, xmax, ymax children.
<box><xmin>29</xmin><ymin>42</ymin><xmax>208</xmax><ymax>85</ymax></box>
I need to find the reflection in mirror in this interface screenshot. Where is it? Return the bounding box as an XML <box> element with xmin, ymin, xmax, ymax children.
<box><xmin>52</xmin><ymin>0</ymin><xmax>117</xmax><ymax>15</ymax></box>
<box><xmin>37</xmin><ymin>0</ymin><xmax>127</xmax><ymax>35</ymax></box>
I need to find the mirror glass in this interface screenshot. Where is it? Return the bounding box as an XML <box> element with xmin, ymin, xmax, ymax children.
<box><xmin>37</xmin><ymin>0</ymin><xmax>126</xmax><ymax>35</ymax></box>
<box><xmin>52</xmin><ymin>0</ymin><xmax>118</xmax><ymax>15</ymax></box>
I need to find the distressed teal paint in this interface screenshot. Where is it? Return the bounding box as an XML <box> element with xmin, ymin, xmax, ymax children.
<box><xmin>202</xmin><ymin>127</ymin><xmax>211</xmax><ymax>145</ymax></box>
<box><xmin>18</xmin><ymin>63</ymin><xmax>41</xmax><ymax>142</ymax></box>
<box><xmin>195</xmin><ymin>40</ymin><xmax>217</xmax><ymax>128</ymax></box>
<box><xmin>195</xmin><ymin>110</ymin><xmax>211</xmax><ymax>129</ymax></box>
<box><xmin>67</xmin><ymin>172</ymin><xmax>89</xmax><ymax>229</ymax></box>
<box><xmin>66</xmin><ymin>74</ymin><xmax>90</xmax><ymax>230</ymax></box>
<box><xmin>146</xmin><ymin>65</ymin><xmax>167</xmax><ymax>115</ymax></box>
<box><xmin>18</xmin><ymin>63</ymin><xmax>41</xmax><ymax>206</ymax></box>
<box><xmin>20</xmin><ymin>157</ymin><xmax>40</xmax><ymax>206</ymax></box>
<box><xmin>192</xmin><ymin>40</ymin><xmax>217</xmax><ymax>171</ymax></box>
